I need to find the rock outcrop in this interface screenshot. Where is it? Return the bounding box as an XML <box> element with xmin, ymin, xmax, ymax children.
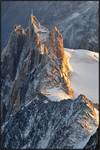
<box><xmin>1</xmin><ymin>94</ymin><xmax>98</xmax><ymax>149</ymax></box>
<box><xmin>1</xmin><ymin>15</ymin><xmax>99</xmax><ymax>149</ymax></box>
<box><xmin>1</xmin><ymin>15</ymin><xmax>74</xmax><ymax>115</ymax></box>
<box><xmin>49</xmin><ymin>26</ymin><xmax>74</xmax><ymax>96</ymax></box>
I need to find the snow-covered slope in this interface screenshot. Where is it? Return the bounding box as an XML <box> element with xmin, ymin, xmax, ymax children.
<box><xmin>41</xmin><ymin>87</ymin><xmax>71</xmax><ymax>102</ymax></box>
<box><xmin>65</xmin><ymin>48</ymin><xmax>99</xmax><ymax>104</ymax></box>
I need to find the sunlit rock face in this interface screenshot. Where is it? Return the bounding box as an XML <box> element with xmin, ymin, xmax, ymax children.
<box><xmin>1</xmin><ymin>15</ymin><xmax>99</xmax><ymax>149</ymax></box>
<box><xmin>49</xmin><ymin>26</ymin><xmax>74</xmax><ymax>96</ymax></box>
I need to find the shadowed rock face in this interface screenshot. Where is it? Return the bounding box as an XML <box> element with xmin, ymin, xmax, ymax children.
<box><xmin>1</xmin><ymin>1</ymin><xmax>99</xmax><ymax>51</ymax></box>
<box><xmin>84</xmin><ymin>128</ymin><xmax>99</xmax><ymax>150</ymax></box>
<box><xmin>1</xmin><ymin>30</ymin><xmax>26</xmax><ymax>81</ymax></box>
<box><xmin>1</xmin><ymin>15</ymin><xmax>99</xmax><ymax>149</ymax></box>
<box><xmin>1</xmin><ymin>94</ymin><xmax>98</xmax><ymax>149</ymax></box>
<box><xmin>1</xmin><ymin>15</ymin><xmax>74</xmax><ymax>114</ymax></box>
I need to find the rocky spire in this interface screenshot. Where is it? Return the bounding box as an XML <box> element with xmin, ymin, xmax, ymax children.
<box><xmin>1</xmin><ymin>15</ymin><xmax>74</xmax><ymax>117</ymax></box>
<box><xmin>31</xmin><ymin>15</ymin><xmax>40</xmax><ymax>33</ymax></box>
<box><xmin>49</xmin><ymin>26</ymin><xmax>74</xmax><ymax>97</ymax></box>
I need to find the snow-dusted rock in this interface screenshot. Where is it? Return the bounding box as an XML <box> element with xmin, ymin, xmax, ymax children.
<box><xmin>1</xmin><ymin>94</ymin><xmax>98</xmax><ymax>149</ymax></box>
<box><xmin>1</xmin><ymin>15</ymin><xmax>99</xmax><ymax>149</ymax></box>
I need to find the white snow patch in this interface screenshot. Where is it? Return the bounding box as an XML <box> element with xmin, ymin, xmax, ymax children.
<box><xmin>46</xmin><ymin>87</ymin><xmax>71</xmax><ymax>101</ymax></box>
<box><xmin>43</xmin><ymin>100</ymin><xmax>48</xmax><ymax>104</ymax></box>
<box><xmin>40</xmin><ymin>25</ymin><xmax>49</xmax><ymax>33</ymax></box>
<box><xmin>64</xmin><ymin>48</ymin><xmax>99</xmax><ymax>104</ymax></box>
<box><xmin>62</xmin><ymin>12</ymin><xmax>80</xmax><ymax>24</ymax></box>
<box><xmin>71</xmin><ymin>12</ymin><xmax>80</xmax><ymax>19</ymax></box>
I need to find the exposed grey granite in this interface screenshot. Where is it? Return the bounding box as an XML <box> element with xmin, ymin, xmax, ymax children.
<box><xmin>1</xmin><ymin>13</ymin><xmax>99</xmax><ymax>149</ymax></box>
<box><xmin>1</xmin><ymin>94</ymin><xmax>98</xmax><ymax>149</ymax></box>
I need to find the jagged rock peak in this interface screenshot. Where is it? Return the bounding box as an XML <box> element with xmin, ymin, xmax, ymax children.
<box><xmin>49</xmin><ymin>26</ymin><xmax>74</xmax><ymax>97</ymax></box>
<box><xmin>53</xmin><ymin>25</ymin><xmax>63</xmax><ymax>38</ymax></box>
<box><xmin>14</xmin><ymin>24</ymin><xmax>25</xmax><ymax>35</ymax></box>
<box><xmin>31</xmin><ymin>16</ymin><xmax>40</xmax><ymax>27</ymax></box>
<box><xmin>1</xmin><ymin>14</ymin><xmax>74</xmax><ymax>116</ymax></box>
<box><xmin>49</xmin><ymin>25</ymin><xmax>64</xmax><ymax>58</ymax></box>
<box><xmin>30</xmin><ymin>15</ymin><xmax>41</xmax><ymax>33</ymax></box>
<box><xmin>78</xmin><ymin>94</ymin><xmax>95</xmax><ymax>108</ymax></box>
<box><xmin>1</xmin><ymin>14</ymin><xmax>99</xmax><ymax>149</ymax></box>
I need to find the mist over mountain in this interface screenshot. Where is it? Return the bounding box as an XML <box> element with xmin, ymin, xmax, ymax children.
<box><xmin>1</xmin><ymin>1</ymin><xmax>99</xmax><ymax>51</ymax></box>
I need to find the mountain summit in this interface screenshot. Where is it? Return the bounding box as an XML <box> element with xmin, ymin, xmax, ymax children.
<box><xmin>1</xmin><ymin>15</ymin><xmax>74</xmax><ymax>113</ymax></box>
<box><xmin>1</xmin><ymin>15</ymin><xmax>99</xmax><ymax>149</ymax></box>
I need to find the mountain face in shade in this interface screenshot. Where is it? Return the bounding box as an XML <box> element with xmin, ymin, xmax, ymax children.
<box><xmin>1</xmin><ymin>94</ymin><xmax>99</xmax><ymax>149</ymax></box>
<box><xmin>1</xmin><ymin>15</ymin><xmax>99</xmax><ymax>149</ymax></box>
<box><xmin>1</xmin><ymin>1</ymin><xmax>99</xmax><ymax>51</ymax></box>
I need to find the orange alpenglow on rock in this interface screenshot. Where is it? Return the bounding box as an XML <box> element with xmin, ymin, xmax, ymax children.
<box><xmin>14</xmin><ymin>25</ymin><xmax>24</xmax><ymax>35</ymax></box>
<box><xmin>49</xmin><ymin>26</ymin><xmax>64</xmax><ymax>60</ymax></box>
<box><xmin>44</xmin><ymin>46</ymin><xmax>48</xmax><ymax>54</ymax></box>
<box><xmin>49</xmin><ymin>26</ymin><xmax>74</xmax><ymax>97</ymax></box>
<box><xmin>31</xmin><ymin>15</ymin><xmax>40</xmax><ymax>30</ymax></box>
<box><xmin>9</xmin><ymin>15</ymin><xmax>74</xmax><ymax>112</ymax></box>
<box><xmin>34</xmin><ymin>34</ymin><xmax>40</xmax><ymax>47</ymax></box>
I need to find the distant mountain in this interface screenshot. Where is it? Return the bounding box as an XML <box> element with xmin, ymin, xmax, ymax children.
<box><xmin>1</xmin><ymin>1</ymin><xmax>99</xmax><ymax>51</ymax></box>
